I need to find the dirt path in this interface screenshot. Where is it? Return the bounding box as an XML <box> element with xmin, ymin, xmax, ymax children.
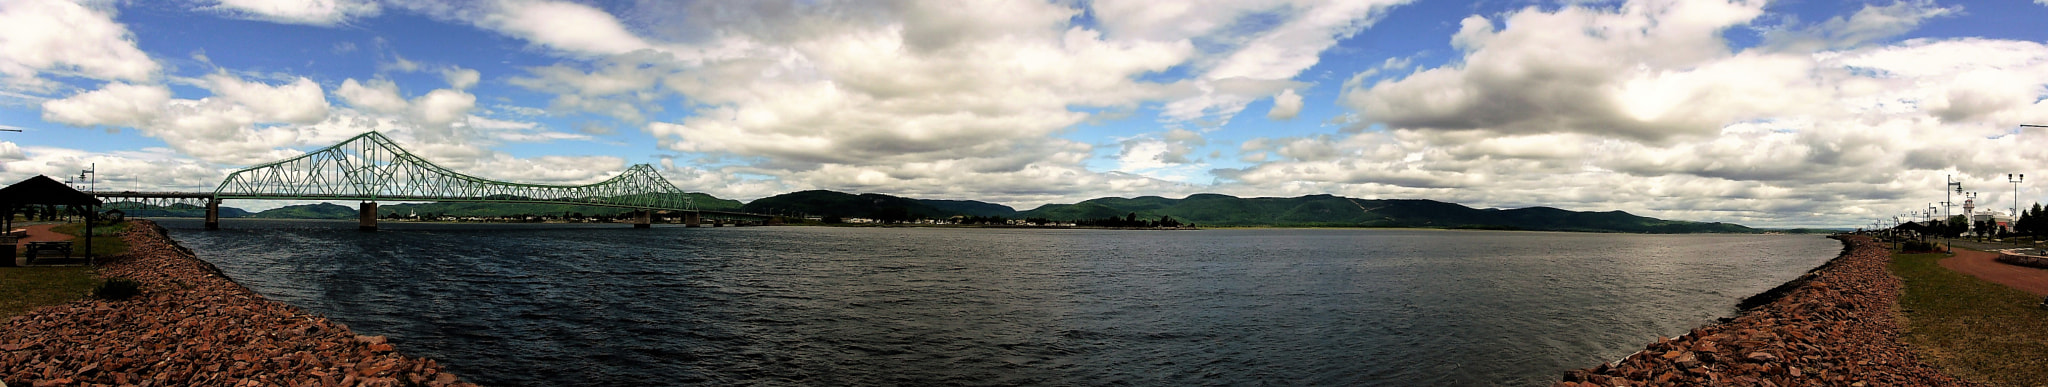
<box><xmin>7</xmin><ymin>224</ymin><xmax>76</xmax><ymax>266</ymax></box>
<box><xmin>1939</xmin><ymin>248</ymin><xmax>2048</xmax><ymax>296</ymax></box>
<box><xmin>15</xmin><ymin>224</ymin><xmax>74</xmax><ymax>244</ymax></box>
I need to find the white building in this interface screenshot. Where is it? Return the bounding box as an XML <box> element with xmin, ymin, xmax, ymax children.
<box><xmin>1970</xmin><ymin>210</ymin><xmax>2014</xmax><ymax>233</ymax></box>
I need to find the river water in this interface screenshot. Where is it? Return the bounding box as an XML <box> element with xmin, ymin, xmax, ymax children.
<box><xmin>155</xmin><ymin>219</ymin><xmax>1840</xmax><ymax>386</ymax></box>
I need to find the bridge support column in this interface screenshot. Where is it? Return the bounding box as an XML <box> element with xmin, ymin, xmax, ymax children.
<box><xmin>712</xmin><ymin>218</ymin><xmax>724</xmax><ymax>227</ymax></box>
<box><xmin>204</xmin><ymin>199</ymin><xmax>221</xmax><ymax>230</ymax></box>
<box><xmin>358</xmin><ymin>202</ymin><xmax>378</xmax><ymax>231</ymax></box>
<box><xmin>634</xmin><ymin>210</ymin><xmax>651</xmax><ymax>228</ymax></box>
<box><xmin>684</xmin><ymin>212</ymin><xmax>701</xmax><ymax>227</ymax></box>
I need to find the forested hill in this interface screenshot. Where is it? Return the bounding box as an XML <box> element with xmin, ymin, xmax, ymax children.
<box><xmin>150</xmin><ymin>189</ymin><xmax>1754</xmax><ymax>233</ymax></box>
<box><xmin>1017</xmin><ymin>194</ymin><xmax>1756</xmax><ymax>233</ymax></box>
<box><xmin>738</xmin><ymin>190</ymin><xmax>1753</xmax><ymax>233</ymax></box>
<box><xmin>740</xmin><ymin>190</ymin><xmax>1018</xmax><ymax>220</ymax></box>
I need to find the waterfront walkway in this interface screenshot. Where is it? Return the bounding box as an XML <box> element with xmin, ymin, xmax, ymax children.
<box><xmin>1940</xmin><ymin>248</ymin><xmax>2048</xmax><ymax>296</ymax></box>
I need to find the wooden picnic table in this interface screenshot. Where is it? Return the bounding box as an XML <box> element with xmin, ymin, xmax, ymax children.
<box><xmin>25</xmin><ymin>240</ymin><xmax>72</xmax><ymax>264</ymax></box>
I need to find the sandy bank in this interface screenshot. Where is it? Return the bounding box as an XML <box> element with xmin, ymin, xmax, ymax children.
<box><xmin>2</xmin><ymin>220</ymin><xmax>478</xmax><ymax>387</ymax></box>
<box><xmin>1556</xmin><ymin>235</ymin><xmax>1969</xmax><ymax>386</ymax></box>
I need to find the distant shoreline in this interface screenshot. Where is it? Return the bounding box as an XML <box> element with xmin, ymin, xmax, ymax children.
<box><xmin>138</xmin><ymin>216</ymin><xmax>1841</xmax><ymax>234</ymax></box>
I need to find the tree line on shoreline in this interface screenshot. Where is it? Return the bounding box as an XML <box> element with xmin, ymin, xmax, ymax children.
<box><xmin>99</xmin><ymin>190</ymin><xmax>1770</xmax><ymax>233</ymax></box>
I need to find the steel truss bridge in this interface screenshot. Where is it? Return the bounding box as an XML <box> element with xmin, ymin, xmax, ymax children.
<box><xmin>89</xmin><ymin>131</ymin><xmax>773</xmax><ymax>230</ymax></box>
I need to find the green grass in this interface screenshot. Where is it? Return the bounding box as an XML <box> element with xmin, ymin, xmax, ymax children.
<box><xmin>1893</xmin><ymin>251</ymin><xmax>2048</xmax><ymax>386</ymax></box>
<box><xmin>0</xmin><ymin>266</ymin><xmax>98</xmax><ymax>320</ymax></box>
<box><xmin>49</xmin><ymin>221</ymin><xmax>130</xmax><ymax>257</ymax></box>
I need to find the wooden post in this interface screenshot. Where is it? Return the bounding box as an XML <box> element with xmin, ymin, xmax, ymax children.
<box><xmin>84</xmin><ymin>204</ymin><xmax>94</xmax><ymax>264</ymax></box>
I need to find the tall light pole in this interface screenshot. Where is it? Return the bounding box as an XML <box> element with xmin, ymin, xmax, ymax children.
<box><xmin>1946</xmin><ymin>175</ymin><xmax>1961</xmax><ymax>223</ymax></box>
<box><xmin>79</xmin><ymin>163</ymin><xmax>94</xmax><ymax>193</ymax></box>
<box><xmin>2013</xmin><ymin>174</ymin><xmax>2026</xmax><ymax>218</ymax></box>
<box><xmin>1893</xmin><ymin>215</ymin><xmax>1903</xmax><ymax>249</ymax></box>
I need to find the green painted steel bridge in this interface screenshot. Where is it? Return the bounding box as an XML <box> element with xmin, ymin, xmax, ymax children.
<box><xmin>91</xmin><ymin>131</ymin><xmax>772</xmax><ymax>230</ymax></box>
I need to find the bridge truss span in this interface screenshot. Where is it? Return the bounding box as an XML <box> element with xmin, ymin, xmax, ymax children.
<box><xmin>213</xmin><ymin>132</ymin><xmax>696</xmax><ymax>211</ymax></box>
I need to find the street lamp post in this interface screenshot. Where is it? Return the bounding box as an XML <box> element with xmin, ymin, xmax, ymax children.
<box><xmin>1948</xmin><ymin>175</ymin><xmax>1961</xmax><ymax>221</ymax></box>
<box><xmin>1893</xmin><ymin>216</ymin><xmax>1902</xmax><ymax>250</ymax></box>
<box><xmin>1927</xmin><ymin>204</ymin><xmax>1938</xmax><ymax>243</ymax></box>
<box><xmin>2013</xmin><ymin>173</ymin><xmax>2027</xmax><ymax>220</ymax></box>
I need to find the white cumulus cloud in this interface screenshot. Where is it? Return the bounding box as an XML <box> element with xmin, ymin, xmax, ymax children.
<box><xmin>40</xmin><ymin>82</ymin><xmax>169</xmax><ymax>127</ymax></box>
<box><xmin>1268</xmin><ymin>88</ymin><xmax>1303</xmax><ymax>120</ymax></box>
<box><xmin>199</xmin><ymin>0</ymin><xmax>381</xmax><ymax>26</ymax></box>
<box><xmin>0</xmin><ymin>0</ymin><xmax>157</xmax><ymax>89</ymax></box>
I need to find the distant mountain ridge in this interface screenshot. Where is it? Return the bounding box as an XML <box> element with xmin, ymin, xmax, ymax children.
<box><xmin>742</xmin><ymin>190</ymin><xmax>1754</xmax><ymax>233</ymax></box>
<box><xmin>1019</xmin><ymin>193</ymin><xmax>1754</xmax><ymax>233</ymax></box>
<box><xmin>129</xmin><ymin>190</ymin><xmax>1755</xmax><ymax>233</ymax></box>
<box><xmin>740</xmin><ymin>190</ymin><xmax>1018</xmax><ymax>220</ymax></box>
<box><xmin>248</xmin><ymin>203</ymin><xmax>358</xmax><ymax>219</ymax></box>
<box><xmin>374</xmin><ymin>193</ymin><xmax>743</xmax><ymax>217</ymax></box>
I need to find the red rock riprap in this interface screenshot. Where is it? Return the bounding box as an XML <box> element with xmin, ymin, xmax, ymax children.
<box><xmin>1556</xmin><ymin>235</ymin><xmax>1971</xmax><ymax>387</ymax></box>
<box><xmin>2</xmin><ymin>220</ymin><xmax>479</xmax><ymax>387</ymax></box>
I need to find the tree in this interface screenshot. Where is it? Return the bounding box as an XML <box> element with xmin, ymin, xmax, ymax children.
<box><xmin>1158</xmin><ymin>215</ymin><xmax>1181</xmax><ymax>228</ymax></box>
<box><xmin>2032</xmin><ymin>203</ymin><xmax>2047</xmax><ymax>238</ymax></box>
<box><xmin>2020</xmin><ymin>204</ymin><xmax>2043</xmax><ymax>239</ymax></box>
<box><xmin>1944</xmin><ymin>215</ymin><xmax>1968</xmax><ymax>238</ymax></box>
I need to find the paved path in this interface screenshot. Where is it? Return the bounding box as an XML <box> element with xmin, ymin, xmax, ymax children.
<box><xmin>1940</xmin><ymin>248</ymin><xmax>2048</xmax><ymax>296</ymax></box>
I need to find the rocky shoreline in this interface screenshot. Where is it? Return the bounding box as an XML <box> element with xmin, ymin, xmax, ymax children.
<box><xmin>1556</xmin><ymin>235</ymin><xmax>1969</xmax><ymax>386</ymax></box>
<box><xmin>2</xmin><ymin>220</ymin><xmax>478</xmax><ymax>387</ymax></box>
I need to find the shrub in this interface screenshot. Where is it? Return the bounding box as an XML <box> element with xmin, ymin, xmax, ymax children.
<box><xmin>1903</xmin><ymin>240</ymin><xmax>1940</xmax><ymax>253</ymax></box>
<box><xmin>93</xmin><ymin>278</ymin><xmax>142</xmax><ymax>300</ymax></box>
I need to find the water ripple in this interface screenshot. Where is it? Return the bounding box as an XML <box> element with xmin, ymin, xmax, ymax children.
<box><xmin>160</xmin><ymin>219</ymin><xmax>1836</xmax><ymax>386</ymax></box>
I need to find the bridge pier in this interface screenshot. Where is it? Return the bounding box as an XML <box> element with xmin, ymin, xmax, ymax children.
<box><xmin>684</xmin><ymin>212</ymin><xmax>701</xmax><ymax>227</ymax></box>
<box><xmin>712</xmin><ymin>218</ymin><xmax>724</xmax><ymax>227</ymax></box>
<box><xmin>633</xmin><ymin>210</ymin><xmax>651</xmax><ymax>228</ymax></box>
<box><xmin>204</xmin><ymin>199</ymin><xmax>221</xmax><ymax>230</ymax></box>
<box><xmin>359</xmin><ymin>201</ymin><xmax>377</xmax><ymax>231</ymax></box>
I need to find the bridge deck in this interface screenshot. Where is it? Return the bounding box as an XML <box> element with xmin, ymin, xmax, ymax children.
<box><xmin>87</xmin><ymin>191</ymin><xmax>773</xmax><ymax>219</ymax></box>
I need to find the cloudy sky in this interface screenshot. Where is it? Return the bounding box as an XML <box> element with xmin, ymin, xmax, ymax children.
<box><xmin>3</xmin><ymin>0</ymin><xmax>2046</xmax><ymax>228</ymax></box>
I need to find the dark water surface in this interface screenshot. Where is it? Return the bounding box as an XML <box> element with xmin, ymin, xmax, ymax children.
<box><xmin>156</xmin><ymin>219</ymin><xmax>1840</xmax><ymax>386</ymax></box>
